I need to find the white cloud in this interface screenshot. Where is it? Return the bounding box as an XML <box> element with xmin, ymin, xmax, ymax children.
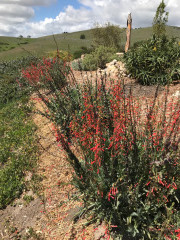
<box><xmin>0</xmin><ymin>0</ymin><xmax>56</xmax><ymax>6</ymax></box>
<box><xmin>0</xmin><ymin>0</ymin><xmax>180</xmax><ymax>37</ymax></box>
<box><xmin>0</xmin><ymin>4</ymin><xmax>34</xmax><ymax>19</ymax></box>
<box><xmin>0</xmin><ymin>0</ymin><xmax>56</xmax><ymax>36</ymax></box>
<box><xmin>19</xmin><ymin>5</ymin><xmax>93</xmax><ymax>37</ymax></box>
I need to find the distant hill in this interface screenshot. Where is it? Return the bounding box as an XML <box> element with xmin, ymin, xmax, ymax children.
<box><xmin>0</xmin><ymin>26</ymin><xmax>180</xmax><ymax>61</ymax></box>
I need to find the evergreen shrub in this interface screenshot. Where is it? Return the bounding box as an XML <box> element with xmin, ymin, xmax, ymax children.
<box><xmin>124</xmin><ymin>35</ymin><xmax>180</xmax><ymax>85</ymax></box>
<box><xmin>92</xmin><ymin>22</ymin><xmax>122</xmax><ymax>51</ymax></box>
<box><xmin>83</xmin><ymin>46</ymin><xmax>117</xmax><ymax>70</ymax></box>
<box><xmin>73</xmin><ymin>46</ymin><xmax>93</xmax><ymax>59</ymax></box>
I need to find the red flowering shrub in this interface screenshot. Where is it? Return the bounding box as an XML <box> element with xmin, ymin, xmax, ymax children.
<box><xmin>67</xmin><ymin>81</ymin><xmax>179</xmax><ymax>239</ymax></box>
<box><xmin>22</xmin><ymin>59</ymin><xmax>179</xmax><ymax>239</ymax></box>
<box><xmin>21</xmin><ymin>57</ymin><xmax>70</xmax><ymax>90</ymax></box>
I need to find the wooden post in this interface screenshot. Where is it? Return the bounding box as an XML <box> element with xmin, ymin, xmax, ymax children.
<box><xmin>125</xmin><ymin>13</ymin><xmax>132</xmax><ymax>53</ymax></box>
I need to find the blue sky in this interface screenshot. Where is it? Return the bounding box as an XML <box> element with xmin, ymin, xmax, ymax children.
<box><xmin>0</xmin><ymin>0</ymin><xmax>179</xmax><ymax>37</ymax></box>
<box><xmin>33</xmin><ymin>0</ymin><xmax>81</xmax><ymax>21</ymax></box>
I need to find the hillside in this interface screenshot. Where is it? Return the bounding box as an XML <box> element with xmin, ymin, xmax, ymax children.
<box><xmin>0</xmin><ymin>26</ymin><xmax>180</xmax><ymax>61</ymax></box>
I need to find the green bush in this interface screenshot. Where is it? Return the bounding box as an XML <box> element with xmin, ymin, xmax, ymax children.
<box><xmin>152</xmin><ymin>0</ymin><xmax>168</xmax><ymax>38</ymax></box>
<box><xmin>21</xmin><ymin>57</ymin><xmax>79</xmax><ymax>142</ymax></box>
<box><xmin>83</xmin><ymin>46</ymin><xmax>117</xmax><ymax>70</ymax></box>
<box><xmin>0</xmin><ymin>56</ymin><xmax>39</xmax><ymax>75</ymax></box>
<box><xmin>132</xmin><ymin>39</ymin><xmax>149</xmax><ymax>49</ymax></box>
<box><xmin>47</xmin><ymin>50</ymin><xmax>72</xmax><ymax>62</ymax></box>
<box><xmin>0</xmin><ymin>75</ymin><xmax>20</xmax><ymax>105</ymax></box>
<box><xmin>92</xmin><ymin>22</ymin><xmax>122</xmax><ymax>51</ymax></box>
<box><xmin>21</xmin><ymin>57</ymin><xmax>70</xmax><ymax>91</ymax></box>
<box><xmin>124</xmin><ymin>35</ymin><xmax>180</xmax><ymax>85</ymax></box>
<box><xmin>0</xmin><ymin>56</ymin><xmax>39</xmax><ymax>105</ymax></box>
<box><xmin>71</xmin><ymin>59</ymin><xmax>85</xmax><ymax>71</ymax></box>
<box><xmin>73</xmin><ymin>46</ymin><xmax>93</xmax><ymax>59</ymax></box>
<box><xmin>73</xmin><ymin>50</ymin><xmax>84</xmax><ymax>59</ymax></box>
<box><xmin>80</xmin><ymin>34</ymin><xmax>86</xmax><ymax>39</ymax></box>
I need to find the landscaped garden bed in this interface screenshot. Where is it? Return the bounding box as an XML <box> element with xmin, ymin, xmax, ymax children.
<box><xmin>19</xmin><ymin>54</ymin><xmax>179</xmax><ymax>239</ymax></box>
<box><xmin>0</xmin><ymin>2</ymin><xmax>179</xmax><ymax>237</ymax></box>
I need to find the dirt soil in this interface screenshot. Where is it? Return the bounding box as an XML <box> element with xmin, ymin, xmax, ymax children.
<box><xmin>0</xmin><ymin>70</ymin><xmax>179</xmax><ymax>240</ymax></box>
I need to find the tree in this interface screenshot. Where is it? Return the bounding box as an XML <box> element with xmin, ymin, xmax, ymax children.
<box><xmin>152</xmin><ymin>0</ymin><xmax>169</xmax><ymax>37</ymax></box>
<box><xmin>80</xmin><ymin>34</ymin><xmax>86</xmax><ymax>39</ymax></box>
<box><xmin>18</xmin><ymin>35</ymin><xmax>23</xmax><ymax>39</ymax></box>
<box><xmin>27</xmin><ymin>35</ymin><xmax>31</xmax><ymax>38</ymax></box>
<box><xmin>92</xmin><ymin>22</ymin><xmax>122</xmax><ymax>51</ymax></box>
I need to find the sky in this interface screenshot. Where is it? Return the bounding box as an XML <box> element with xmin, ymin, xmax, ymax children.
<box><xmin>0</xmin><ymin>0</ymin><xmax>179</xmax><ymax>38</ymax></box>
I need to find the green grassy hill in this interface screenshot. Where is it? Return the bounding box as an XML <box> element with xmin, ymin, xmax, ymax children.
<box><xmin>0</xmin><ymin>30</ymin><xmax>93</xmax><ymax>61</ymax></box>
<box><xmin>0</xmin><ymin>26</ymin><xmax>180</xmax><ymax>61</ymax></box>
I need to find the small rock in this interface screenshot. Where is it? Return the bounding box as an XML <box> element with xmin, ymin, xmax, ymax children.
<box><xmin>173</xmin><ymin>90</ymin><xmax>180</xmax><ymax>97</ymax></box>
<box><xmin>111</xmin><ymin>59</ymin><xmax>117</xmax><ymax>65</ymax></box>
<box><xmin>25</xmin><ymin>172</ymin><xmax>33</xmax><ymax>182</ymax></box>
<box><xmin>26</xmin><ymin>190</ymin><xmax>34</xmax><ymax>196</ymax></box>
<box><xmin>94</xmin><ymin>223</ymin><xmax>106</xmax><ymax>239</ymax></box>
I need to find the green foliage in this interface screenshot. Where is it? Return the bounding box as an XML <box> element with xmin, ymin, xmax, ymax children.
<box><xmin>92</xmin><ymin>22</ymin><xmax>122</xmax><ymax>51</ymax></box>
<box><xmin>23</xmin><ymin>195</ymin><xmax>34</xmax><ymax>204</ymax></box>
<box><xmin>80</xmin><ymin>34</ymin><xmax>86</xmax><ymax>39</ymax></box>
<box><xmin>21</xmin><ymin>57</ymin><xmax>81</xmax><ymax>142</ymax></box>
<box><xmin>22</xmin><ymin>57</ymin><xmax>180</xmax><ymax>239</ymax></box>
<box><xmin>47</xmin><ymin>50</ymin><xmax>72</xmax><ymax>61</ymax></box>
<box><xmin>0</xmin><ymin>97</ymin><xmax>37</xmax><ymax>209</ymax></box>
<box><xmin>0</xmin><ymin>74</ymin><xmax>20</xmax><ymax>106</ymax></box>
<box><xmin>0</xmin><ymin>56</ymin><xmax>38</xmax><ymax>209</ymax></box>
<box><xmin>1</xmin><ymin>27</ymin><xmax>180</xmax><ymax>61</ymax></box>
<box><xmin>73</xmin><ymin>46</ymin><xmax>93</xmax><ymax>59</ymax></box>
<box><xmin>21</xmin><ymin>57</ymin><xmax>70</xmax><ymax>92</ymax></box>
<box><xmin>0</xmin><ymin>38</ymin><xmax>32</xmax><ymax>53</ymax></box>
<box><xmin>73</xmin><ymin>50</ymin><xmax>85</xmax><ymax>60</ymax></box>
<box><xmin>124</xmin><ymin>35</ymin><xmax>180</xmax><ymax>85</ymax></box>
<box><xmin>132</xmin><ymin>39</ymin><xmax>149</xmax><ymax>49</ymax></box>
<box><xmin>71</xmin><ymin>59</ymin><xmax>85</xmax><ymax>71</ymax></box>
<box><xmin>0</xmin><ymin>56</ymin><xmax>39</xmax><ymax>75</ymax></box>
<box><xmin>0</xmin><ymin>56</ymin><xmax>39</xmax><ymax>105</ymax></box>
<box><xmin>24</xmin><ymin>227</ymin><xmax>43</xmax><ymax>240</ymax></box>
<box><xmin>83</xmin><ymin>46</ymin><xmax>117</xmax><ymax>70</ymax></box>
<box><xmin>152</xmin><ymin>0</ymin><xmax>169</xmax><ymax>38</ymax></box>
<box><xmin>69</xmin><ymin>82</ymin><xmax>179</xmax><ymax>239</ymax></box>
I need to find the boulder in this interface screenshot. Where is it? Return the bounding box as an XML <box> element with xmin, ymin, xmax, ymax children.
<box><xmin>106</xmin><ymin>59</ymin><xmax>117</xmax><ymax>67</ymax></box>
<box><xmin>99</xmin><ymin>60</ymin><xmax>127</xmax><ymax>77</ymax></box>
